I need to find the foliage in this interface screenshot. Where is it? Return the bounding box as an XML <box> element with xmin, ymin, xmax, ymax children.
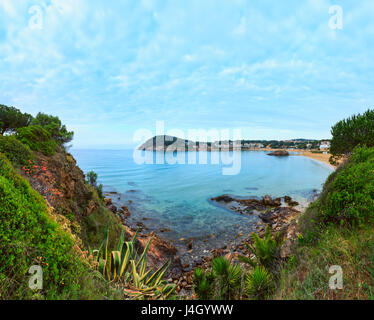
<box><xmin>16</xmin><ymin>125</ymin><xmax>58</xmax><ymax>156</ymax></box>
<box><xmin>31</xmin><ymin>113</ymin><xmax>74</xmax><ymax>146</ymax></box>
<box><xmin>94</xmin><ymin>228</ymin><xmax>176</xmax><ymax>300</ymax></box>
<box><xmin>0</xmin><ymin>135</ymin><xmax>33</xmax><ymax>166</ymax></box>
<box><xmin>0</xmin><ymin>104</ymin><xmax>32</xmax><ymax>135</ymax></box>
<box><xmin>86</xmin><ymin>170</ymin><xmax>104</xmax><ymax>200</ymax></box>
<box><xmin>238</xmin><ymin>225</ymin><xmax>283</xmax><ymax>272</ymax></box>
<box><xmin>21</xmin><ymin>158</ymin><xmax>64</xmax><ymax>204</ymax></box>
<box><xmin>212</xmin><ymin>256</ymin><xmax>242</xmax><ymax>300</ymax></box>
<box><xmin>86</xmin><ymin>171</ymin><xmax>98</xmax><ymax>187</ymax></box>
<box><xmin>274</xmin><ymin>146</ymin><xmax>374</xmax><ymax>299</ymax></box>
<box><xmin>96</xmin><ymin>183</ymin><xmax>104</xmax><ymax>200</ymax></box>
<box><xmin>318</xmin><ymin>146</ymin><xmax>374</xmax><ymax>226</ymax></box>
<box><xmin>0</xmin><ymin>152</ymin><xmax>101</xmax><ymax>299</ymax></box>
<box><xmin>275</xmin><ymin>224</ymin><xmax>374</xmax><ymax>300</ymax></box>
<box><xmin>330</xmin><ymin>109</ymin><xmax>374</xmax><ymax>159</ymax></box>
<box><xmin>193</xmin><ymin>268</ymin><xmax>214</xmax><ymax>300</ymax></box>
<box><xmin>246</xmin><ymin>266</ymin><xmax>272</xmax><ymax>300</ymax></box>
<box><xmin>193</xmin><ymin>257</ymin><xmax>242</xmax><ymax>300</ymax></box>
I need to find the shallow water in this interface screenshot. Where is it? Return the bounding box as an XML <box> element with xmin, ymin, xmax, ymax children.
<box><xmin>71</xmin><ymin>149</ymin><xmax>333</xmax><ymax>264</ymax></box>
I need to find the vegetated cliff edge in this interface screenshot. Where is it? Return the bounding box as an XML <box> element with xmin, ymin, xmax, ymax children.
<box><xmin>0</xmin><ymin>140</ymin><xmax>182</xmax><ymax>299</ymax></box>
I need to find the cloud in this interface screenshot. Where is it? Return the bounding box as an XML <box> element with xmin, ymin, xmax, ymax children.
<box><xmin>0</xmin><ymin>0</ymin><xmax>373</xmax><ymax>147</ymax></box>
<box><xmin>0</xmin><ymin>0</ymin><xmax>16</xmax><ymax>16</ymax></box>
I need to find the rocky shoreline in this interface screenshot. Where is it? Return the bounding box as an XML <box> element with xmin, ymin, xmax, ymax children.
<box><xmin>103</xmin><ymin>191</ymin><xmax>307</xmax><ymax>296</ymax></box>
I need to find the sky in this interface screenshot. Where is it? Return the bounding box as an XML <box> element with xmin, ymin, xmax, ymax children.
<box><xmin>0</xmin><ymin>0</ymin><xmax>373</xmax><ymax>148</ymax></box>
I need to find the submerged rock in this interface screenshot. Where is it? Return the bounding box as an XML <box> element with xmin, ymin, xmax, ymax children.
<box><xmin>211</xmin><ymin>194</ymin><xmax>286</xmax><ymax>216</ymax></box>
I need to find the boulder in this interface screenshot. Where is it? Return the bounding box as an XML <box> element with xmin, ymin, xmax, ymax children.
<box><xmin>267</xmin><ymin>150</ymin><xmax>289</xmax><ymax>156</ymax></box>
<box><xmin>121</xmin><ymin>206</ymin><xmax>131</xmax><ymax>217</ymax></box>
<box><xmin>261</xmin><ymin>195</ymin><xmax>281</xmax><ymax>207</ymax></box>
<box><xmin>104</xmin><ymin>198</ymin><xmax>112</xmax><ymax>206</ymax></box>
<box><xmin>130</xmin><ymin>229</ymin><xmax>183</xmax><ymax>279</ymax></box>
<box><xmin>211</xmin><ymin>195</ymin><xmax>235</xmax><ymax>203</ymax></box>
<box><xmin>284</xmin><ymin>196</ymin><xmax>292</xmax><ymax>203</ymax></box>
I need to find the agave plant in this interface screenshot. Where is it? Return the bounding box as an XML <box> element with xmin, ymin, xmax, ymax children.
<box><xmin>238</xmin><ymin>225</ymin><xmax>283</xmax><ymax>271</ymax></box>
<box><xmin>93</xmin><ymin>228</ymin><xmax>176</xmax><ymax>300</ymax></box>
<box><xmin>246</xmin><ymin>265</ymin><xmax>272</xmax><ymax>300</ymax></box>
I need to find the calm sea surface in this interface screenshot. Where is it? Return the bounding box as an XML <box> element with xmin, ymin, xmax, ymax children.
<box><xmin>71</xmin><ymin>149</ymin><xmax>333</xmax><ymax>263</ymax></box>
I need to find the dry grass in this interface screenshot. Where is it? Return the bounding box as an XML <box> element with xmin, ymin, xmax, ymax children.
<box><xmin>274</xmin><ymin>225</ymin><xmax>374</xmax><ymax>300</ymax></box>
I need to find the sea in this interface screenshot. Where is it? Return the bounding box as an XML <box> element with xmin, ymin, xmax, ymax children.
<box><xmin>71</xmin><ymin>149</ymin><xmax>333</xmax><ymax>264</ymax></box>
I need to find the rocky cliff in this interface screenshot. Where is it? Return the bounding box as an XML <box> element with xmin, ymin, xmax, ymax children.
<box><xmin>21</xmin><ymin>149</ymin><xmax>183</xmax><ymax>278</ymax></box>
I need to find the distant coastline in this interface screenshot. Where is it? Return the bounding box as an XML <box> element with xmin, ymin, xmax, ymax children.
<box><xmin>137</xmin><ymin>135</ymin><xmax>329</xmax><ymax>152</ymax></box>
<box><xmin>137</xmin><ymin>135</ymin><xmax>336</xmax><ymax>168</ymax></box>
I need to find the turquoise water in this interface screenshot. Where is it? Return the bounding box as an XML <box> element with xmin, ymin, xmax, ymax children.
<box><xmin>71</xmin><ymin>149</ymin><xmax>333</xmax><ymax>263</ymax></box>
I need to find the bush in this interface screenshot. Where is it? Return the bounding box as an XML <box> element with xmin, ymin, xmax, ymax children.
<box><xmin>0</xmin><ymin>104</ymin><xmax>32</xmax><ymax>135</ymax></box>
<box><xmin>16</xmin><ymin>125</ymin><xmax>58</xmax><ymax>156</ymax></box>
<box><xmin>238</xmin><ymin>225</ymin><xmax>283</xmax><ymax>272</ymax></box>
<box><xmin>0</xmin><ymin>135</ymin><xmax>33</xmax><ymax>166</ymax></box>
<box><xmin>0</xmin><ymin>153</ymin><xmax>93</xmax><ymax>299</ymax></box>
<box><xmin>246</xmin><ymin>266</ymin><xmax>272</xmax><ymax>300</ymax></box>
<box><xmin>86</xmin><ymin>171</ymin><xmax>104</xmax><ymax>201</ymax></box>
<box><xmin>318</xmin><ymin>145</ymin><xmax>374</xmax><ymax>226</ymax></box>
<box><xmin>31</xmin><ymin>113</ymin><xmax>74</xmax><ymax>146</ymax></box>
<box><xmin>330</xmin><ymin>109</ymin><xmax>374</xmax><ymax>159</ymax></box>
<box><xmin>193</xmin><ymin>268</ymin><xmax>213</xmax><ymax>300</ymax></box>
<box><xmin>94</xmin><ymin>229</ymin><xmax>176</xmax><ymax>300</ymax></box>
<box><xmin>86</xmin><ymin>171</ymin><xmax>98</xmax><ymax>187</ymax></box>
<box><xmin>193</xmin><ymin>256</ymin><xmax>242</xmax><ymax>300</ymax></box>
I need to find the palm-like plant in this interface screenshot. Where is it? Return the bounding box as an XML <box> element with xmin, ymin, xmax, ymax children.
<box><xmin>94</xmin><ymin>228</ymin><xmax>176</xmax><ymax>300</ymax></box>
<box><xmin>193</xmin><ymin>268</ymin><xmax>213</xmax><ymax>300</ymax></box>
<box><xmin>211</xmin><ymin>256</ymin><xmax>242</xmax><ymax>300</ymax></box>
<box><xmin>246</xmin><ymin>266</ymin><xmax>272</xmax><ymax>300</ymax></box>
<box><xmin>193</xmin><ymin>257</ymin><xmax>243</xmax><ymax>300</ymax></box>
<box><xmin>238</xmin><ymin>225</ymin><xmax>283</xmax><ymax>272</ymax></box>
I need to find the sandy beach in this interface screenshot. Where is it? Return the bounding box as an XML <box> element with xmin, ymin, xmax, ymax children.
<box><xmin>254</xmin><ymin>147</ymin><xmax>336</xmax><ymax>169</ymax></box>
<box><xmin>291</xmin><ymin>150</ymin><xmax>336</xmax><ymax>169</ymax></box>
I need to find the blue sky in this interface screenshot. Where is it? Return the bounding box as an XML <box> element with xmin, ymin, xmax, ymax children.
<box><xmin>0</xmin><ymin>0</ymin><xmax>373</xmax><ymax>148</ymax></box>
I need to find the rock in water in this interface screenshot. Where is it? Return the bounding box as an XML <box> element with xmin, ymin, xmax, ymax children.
<box><xmin>267</xmin><ymin>150</ymin><xmax>289</xmax><ymax>156</ymax></box>
<box><xmin>121</xmin><ymin>206</ymin><xmax>131</xmax><ymax>217</ymax></box>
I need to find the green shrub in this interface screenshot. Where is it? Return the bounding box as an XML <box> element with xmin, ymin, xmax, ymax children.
<box><xmin>330</xmin><ymin>109</ymin><xmax>374</xmax><ymax>159</ymax></box>
<box><xmin>16</xmin><ymin>125</ymin><xmax>58</xmax><ymax>156</ymax></box>
<box><xmin>318</xmin><ymin>146</ymin><xmax>374</xmax><ymax>226</ymax></box>
<box><xmin>86</xmin><ymin>171</ymin><xmax>98</xmax><ymax>187</ymax></box>
<box><xmin>0</xmin><ymin>153</ymin><xmax>95</xmax><ymax>299</ymax></box>
<box><xmin>193</xmin><ymin>256</ymin><xmax>242</xmax><ymax>300</ymax></box>
<box><xmin>0</xmin><ymin>135</ymin><xmax>33</xmax><ymax>166</ymax></box>
<box><xmin>246</xmin><ymin>266</ymin><xmax>272</xmax><ymax>300</ymax></box>
<box><xmin>31</xmin><ymin>112</ymin><xmax>74</xmax><ymax>146</ymax></box>
<box><xmin>193</xmin><ymin>268</ymin><xmax>213</xmax><ymax>300</ymax></box>
<box><xmin>0</xmin><ymin>104</ymin><xmax>32</xmax><ymax>135</ymax></box>
<box><xmin>95</xmin><ymin>228</ymin><xmax>176</xmax><ymax>300</ymax></box>
<box><xmin>86</xmin><ymin>171</ymin><xmax>104</xmax><ymax>201</ymax></box>
<box><xmin>238</xmin><ymin>225</ymin><xmax>283</xmax><ymax>272</ymax></box>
